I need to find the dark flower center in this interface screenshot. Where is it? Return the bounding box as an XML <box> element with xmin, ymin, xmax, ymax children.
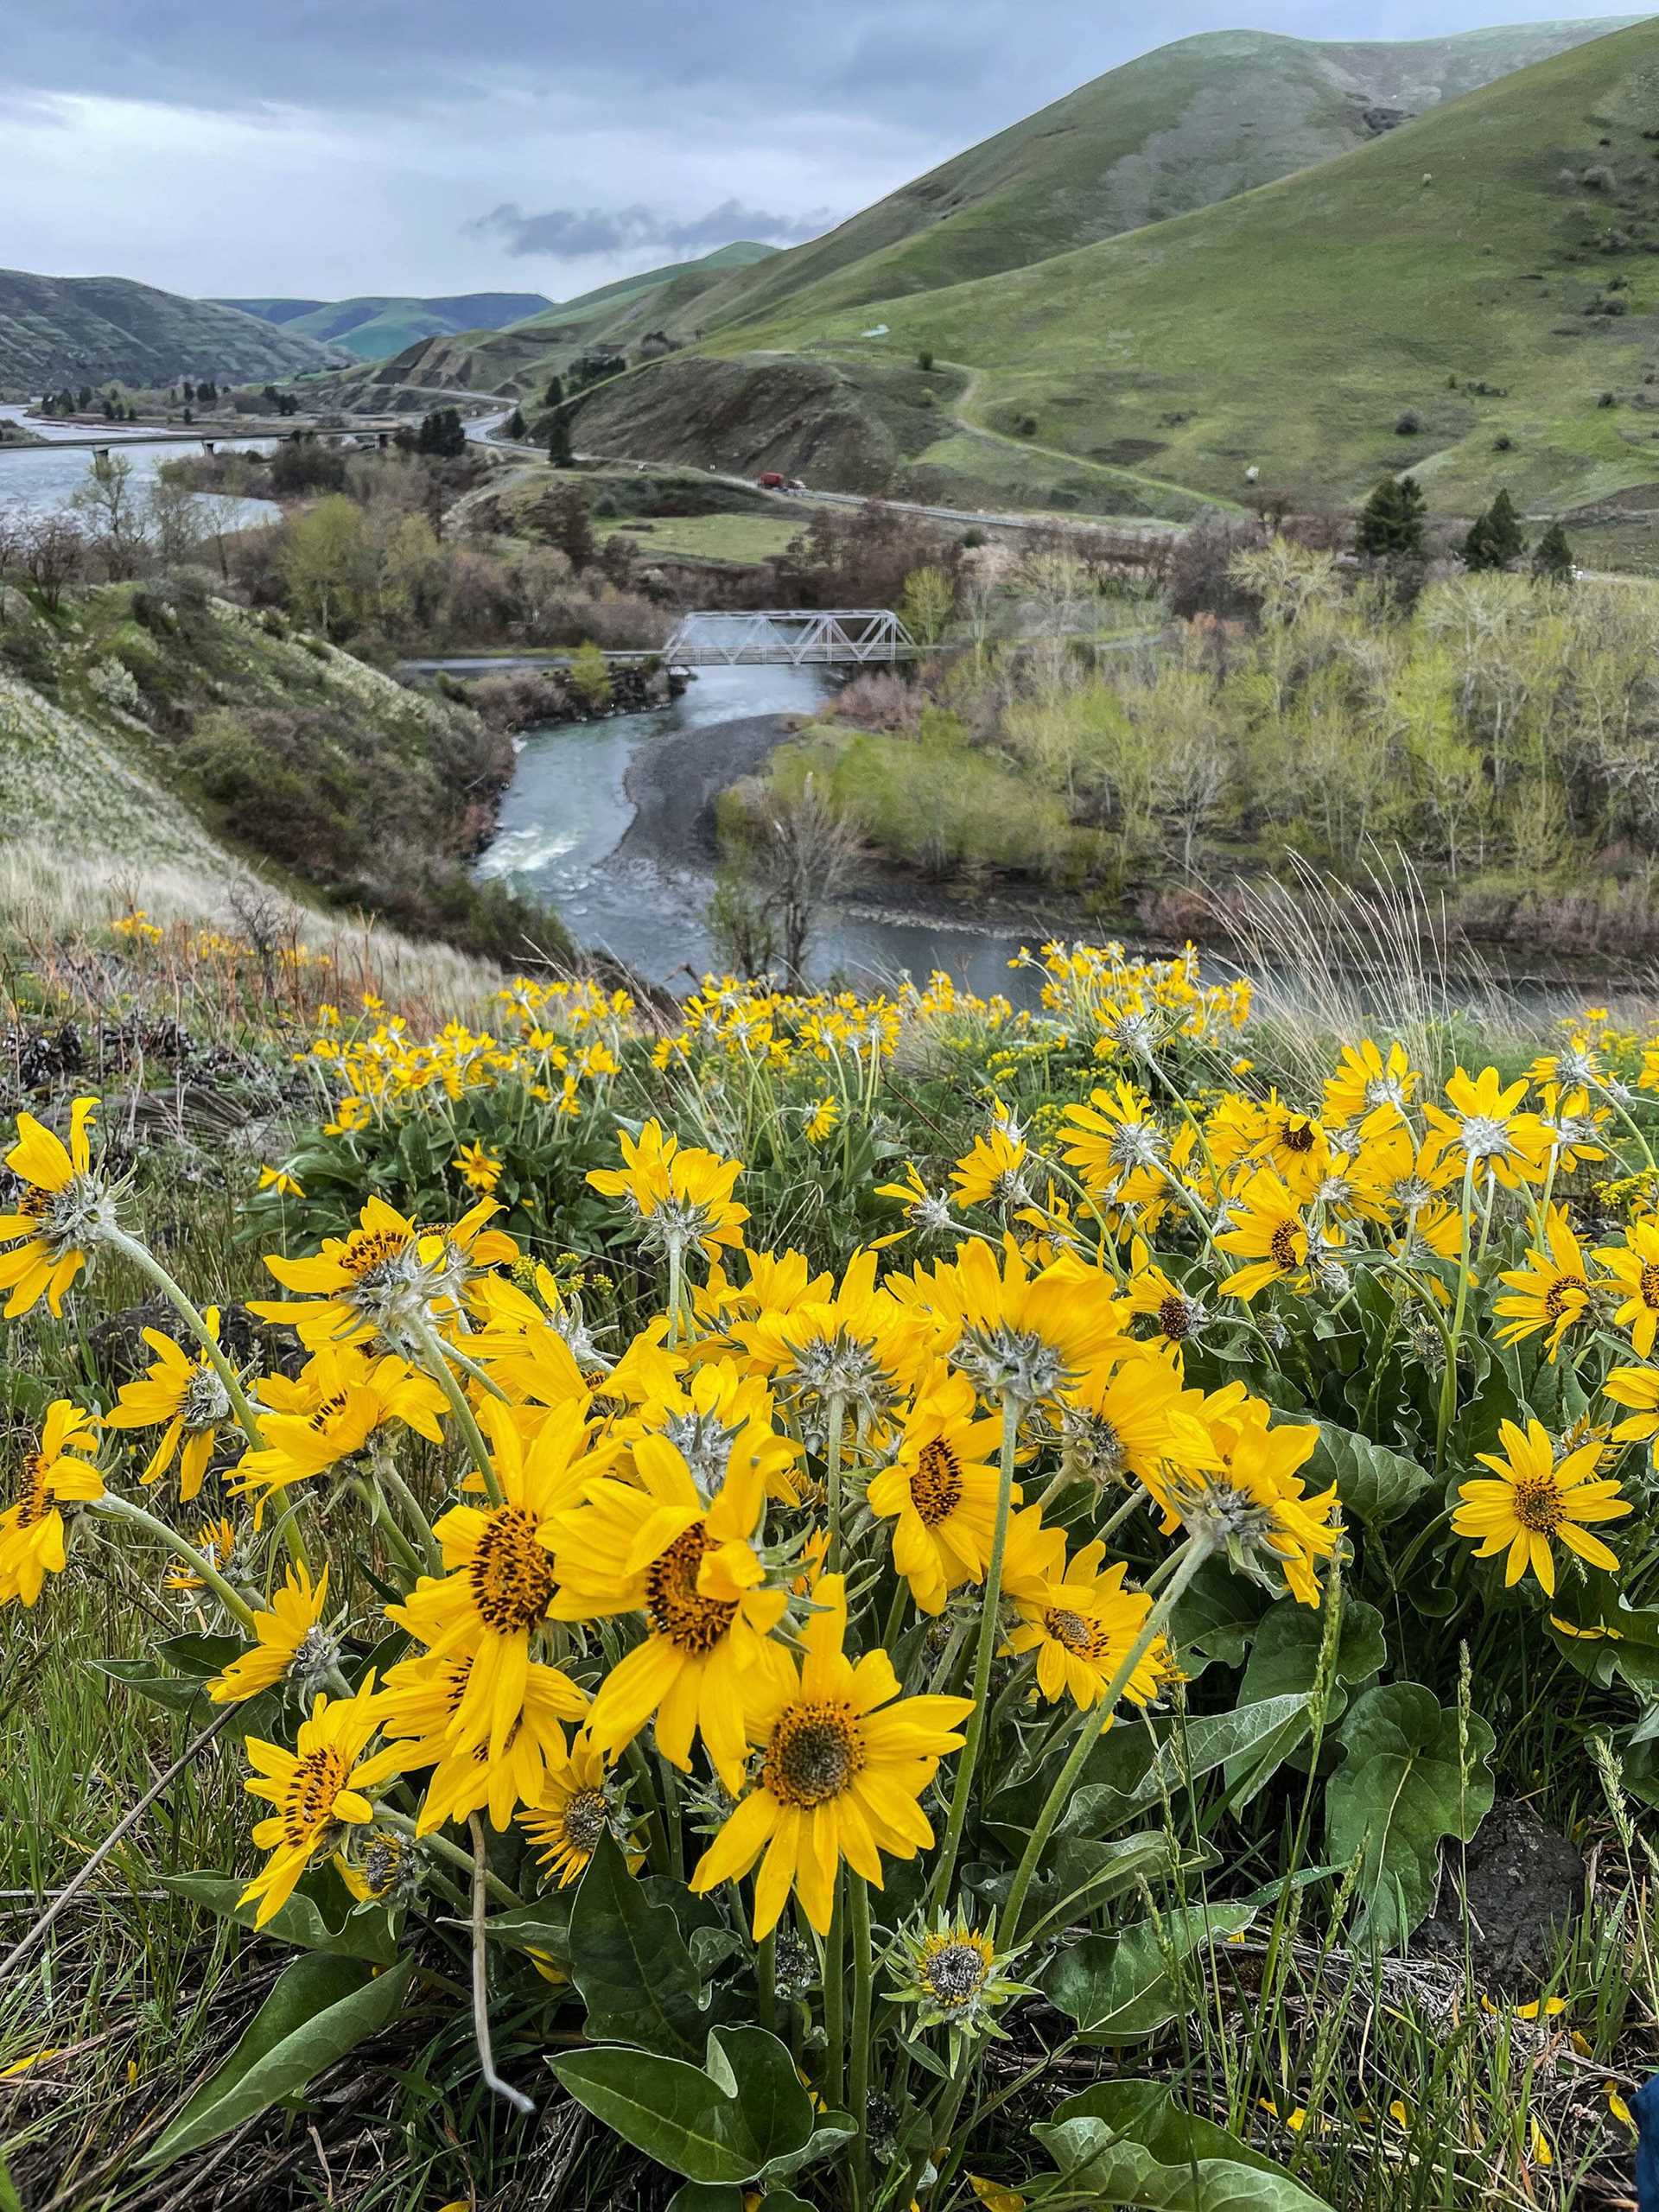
<box><xmin>469</xmin><ymin>1508</ymin><xmax>555</xmax><ymax>1634</ymax></box>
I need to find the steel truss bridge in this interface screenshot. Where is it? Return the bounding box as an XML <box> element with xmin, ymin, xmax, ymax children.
<box><xmin>661</xmin><ymin>609</ymin><xmax>916</xmax><ymax>667</ymax></box>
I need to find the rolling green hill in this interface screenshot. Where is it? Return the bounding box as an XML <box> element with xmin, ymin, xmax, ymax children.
<box><xmin>213</xmin><ymin>291</ymin><xmax>553</xmax><ymax>360</ymax></box>
<box><xmin>674</xmin><ymin>19</ymin><xmax>1644</xmax><ymax>337</ymax></box>
<box><xmin>0</xmin><ymin>270</ymin><xmax>346</xmax><ymax>389</ymax></box>
<box><xmin>565</xmin><ymin>19</ymin><xmax>1659</xmax><ymax>518</ymax></box>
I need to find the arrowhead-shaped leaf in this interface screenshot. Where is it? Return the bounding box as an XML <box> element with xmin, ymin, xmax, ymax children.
<box><xmin>552</xmin><ymin>2026</ymin><xmax>814</xmax><ymax>2184</ymax></box>
<box><xmin>1045</xmin><ymin>1904</ymin><xmax>1256</xmax><ymax>2042</ymax></box>
<box><xmin>1030</xmin><ymin>2079</ymin><xmax>1332</xmax><ymax>2209</ymax></box>
<box><xmin>1305</xmin><ymin>1422</ymin><xmax>1433</xmax><ymax>1529</ymax></box>
<box><xmin>1326</xmin><ymin>1681</ymin><xmax>1495</xmax><ymax>1949</ymax></box>
<box><xmin>569</xmin><ymin>1832</ymin><xmax>707</xmax><ymax>2058</ymax></box>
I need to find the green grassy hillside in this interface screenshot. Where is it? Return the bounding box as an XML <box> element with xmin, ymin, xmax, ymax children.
<box><xmin>613</xmin><ymin>19</ymin><xmax>1659</xmax><ymax>516</ymax></box>
<box><xmin>674</xmin><ymin>21</ymin><xmax>1641</xmax><ymax>340</ymax></box>
<box><xmin>0</xmin><ymin>270</ymin><xmax>346</xmax><ymax>388</ymax></box>
<box><xmin>213</xmin><ymin>291</ymin><xmax>553</xmax><ymax>360</ymax></box>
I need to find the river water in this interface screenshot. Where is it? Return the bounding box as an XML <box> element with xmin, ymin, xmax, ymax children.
<box><xmin>476</xmin><ymin>664</ymin><xmax>1048</xmax><ymax>994</ymax></box>
<box><xmin>0</xmin><ymin>404</ymin><xmax>279</xmax><ymax>531</ymax></box>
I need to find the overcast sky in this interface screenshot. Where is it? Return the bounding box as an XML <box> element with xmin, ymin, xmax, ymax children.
<box><xmin>0</xmin><ymin>2</ymin><xmax>1645</xmax><ymax>303</ymax></box>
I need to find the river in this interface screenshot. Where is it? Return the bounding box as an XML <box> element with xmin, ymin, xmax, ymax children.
<box><xmin>0</xmin><ymin>404</ymin><xmax>280</xmax><ymax>531</ymax></box>
<box><xmin>476</xmin><ymin>664</ymin><xmax>1050</xmax><ymax>994</ymax></box>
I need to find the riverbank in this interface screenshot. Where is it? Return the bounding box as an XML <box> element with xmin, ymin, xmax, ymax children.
<box><xmin>613</xmin><ymin>706</ymin><xmax>812</xmax><ymax>868</ymax></box>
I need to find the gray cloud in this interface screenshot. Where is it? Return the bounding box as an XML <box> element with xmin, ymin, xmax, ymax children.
<box><xmin>467</xmin><ymin>197</ymin><xmax>837</xmax><ymax>259</ymax></box>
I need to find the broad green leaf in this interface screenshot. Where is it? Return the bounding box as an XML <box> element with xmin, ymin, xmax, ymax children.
<box><xmin>1305</xmin><ymin>1422</ymin><xmax>1433</xmax><ymax>1529</ymax></box>
<box><xmin>569</xmin><ymin>1832</ymin><xmax>707</xmax><ymax>2058</ymax></box>
<box><xmin>1171</xmin><ymin>1558</ymin><xmax>1268</xmax><ymax>1675</ymax></box>
<box><xmin>158</xmin><ymin>1871</ymin><xmax>397</xmax><ymax>1963</ymax></box>
<box><xmin>972</xmin><ymin>1831</ymin><xmax>1175</xmax><ymax>1921</ymax></box>
<box><xmin>552</xmin><ymin>2027</ymin><xmax>814</xmax><ymax>2184</ymax></box>
<box><xmin>1064</xmin><ymin>1696</ymin><xmax>1310</xmax><ymax>1832</ymax></box>
<box><xmin>1045</xmin><ymin>1904</ymin><xmax>1256</xmax><ymax>2041</ymax></box>
<box><xmin>478</xmin><ymin>1895</ymin><xmax>574</xmax><ymax>1962</ymax></box>
<box><xmin>1031</xmin><ymin>2079</ymin><xmax>1332</xmax><ymax>2209</ymax></box>
<box><xmin>94</xmin><ymin>1656</ymin><xmax>217</xmax><ymax>1716</ymax></box>
<box><xmin>1326</xmin><ymin>1682</ymin><xmax>1495</xmax><ymax>1949</ymax></box>
<box><xmin>664</xmin><ymin>2190</ymin><xmax>743</xmax><ymax>2212</ymax></box>
<box><xmin>142</xmin><ymin>1953</ymin><xmax>411</xmax><ymax>2170</ymax></box>
<box><xmin>158</xmin><ymin>1631</ymin><xmax>248</xmax><ymax>1678</ymax></box>
<box><xmin>1226</xmin><ymin>1596</ymin><xmax>1387</xmax><ymax>1798</ymax></box>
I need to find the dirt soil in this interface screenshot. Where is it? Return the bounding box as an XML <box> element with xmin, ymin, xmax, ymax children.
<box><xmin>1419</xmin><ymin>1799</ymin><xmax>1586</xmax><ymax>1992</ymax></box>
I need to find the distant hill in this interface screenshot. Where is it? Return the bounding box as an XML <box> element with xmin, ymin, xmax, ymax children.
<box><xmin>558</xmin><ymin>19</ymin><xmax>1659</xmax><ymax>518</ymax></box>
<box><xmin>0</xmin><ymin>270</ymin><xmax>346</xmax><ymax>390</ymax></box>
<box><xmin>689</xmin><ymin>18</ymin><xmax>1659</xmax><ymax>514</ymax></box>
<box><xmin>330</xmin><ymin>242</ymin><xmax>779</xmax><ymax>402</ymax></box>
<box><xmin>664</xmin><ymin>22</ymin><xmax>1646</xmax><ymax>338</ymax></box>
<box><xmin>214</xmin><ymin>291</ymin><xmax>554</xmax><ymax>360</ymax></box>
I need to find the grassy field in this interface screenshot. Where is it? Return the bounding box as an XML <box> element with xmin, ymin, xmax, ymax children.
<box><xmin>597</xmin><ymin>511</ymin><xmax>806</xmax><ymax>564</ymax></box>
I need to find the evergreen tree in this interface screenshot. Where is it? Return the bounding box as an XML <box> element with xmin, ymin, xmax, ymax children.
<box><xmin>543</xmin><ymin>374</ymin><xmax>566</xmax><ymax>414</ymax></box>
<box><xmin>1354</xmin><ymin>474</ymin><xmax>1427</xmax><ymax>562</ymax></box>
<box><xmin>181</xmin><ymin>379</ymin><xmax>195</xmax><ymax>403</ymax></box>
<box><xmin>547</xmin><ymin>404</ymin><xmax>575</xmax><ymax>468</ymax></box>
<box><xmin>1461</xmin><ymin>488</ymin><xmax>1527</xmax><ymax>572</ymax></box>
<box><xmin>414</xmin><ymin>406</ymin><xmax>467</xmax><ymax>460</ymax></box>
<box><xmin>76</xmin><ymin>385</ymin><xmax>92</xmax><ymax>411</ymax></box>
<box><xmin>504</xmin><ymin>405</ymin><xmax>526</xmax><ymax>440</ymax></box>
<box><xmin>1532</xmin><ymin>520</ymin><xmax>1574</xmax><ymax>584</ymax></box>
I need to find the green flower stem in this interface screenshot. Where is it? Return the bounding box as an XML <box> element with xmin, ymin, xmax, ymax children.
<box><xmin>442</xmin><ymin>1338</ymin><xmax>512</xmax><ymax>1403</ymax></box>
<box><xmin>824</xmin><ymin>1875</ymin><xmax>847</xmax><ymax>2111</ymax></box>
<box><xmin>1435</xmin><ymin>1156</ymin><xmax>1478</xmax><ymax>1472</ymax></box>
<box><xmin>349</xmin><ymin>1476</ymin><xmax>426</xmax><ymax>1583</ymax></box>
<box><xmin>105</xmin><ymin>1227</ymin><xmax>266</xmax><ymax>1452</ymax></box>
<box><xmin>92</xmin><ymin>1492</ymin><xmax>258</xmax><ymax>1634</ymax></box>
<box><xmin>824</xmin><ymin>1391</ymin><xmax>849</xmax><ymax>1574</ymax></box>
<box><xmin>848</xmin><ymin>1876</ymin><xmax>874</xmax><ymax>2207</ymax></box>
<box><xmin>996</xmin><ymin>1533</ymin><xmax>1213</xmax><ymax>1950</ymax></box>
<box><xmin>927</xmin><ymin>1390</ymin><xmax>1019</xmax><ymax>1910</ymax></box>
<box><xmin>372</xmin><ymin>1455</ymin><xmax>442</xmax><ymax>1576</ymax></box>
<box><xmin>411</xmin><ymin>1319</ymin><xmax>503</xmax><ymax>1506</ymax></box>
<box><xmin>755</xmin><ymin>1928</ymin><xmax>777</xmax><ymax>2035</ymax></box>
<box><xmin>1599</xmin><ymin>1079</ymin><xmax>1657</xmax><ymax>1173</ymax></box>
<box><xmin>665</xmin><ymin>1241</ymin><xmax>685</xmax><ymax>1350</ymax></box>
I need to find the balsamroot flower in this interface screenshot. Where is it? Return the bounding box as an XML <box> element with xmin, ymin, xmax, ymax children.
<box><xmin>375</xmin><ymin>1649</ymin><xmax>588</xmax><ymax>1834</ymax></box>
<box><xmin>1495</xmin><ymin>1209</ymin><xmax>1598</xmax><ymax>1359</ymax></box>
<box><xmin>390</xmin><ymin>1399</ymin><xmax>597</xmax><ymax>1760</ymax></box>
<box><xmin>520</xmin><ymin>1735</ymin><xmax>633</xmax><ymax>1885</ymax></box>
<box><xmin>254</xmin><ymin>1195</ymin><xmax>515</xmax><ymax>1350</ymax></box>
<box><xmin>0</xmin><ymin>1098</ymin><xmax>114</xmax><ymax>1318</ymax></box>
<box><xmin>1005</xmin><ymin>1538</ymin><xmax>1171</xmax><ymax>1714</ymax></box>
<box><xmin>105</xmin><ymin>1309</ymin><xmax>235</xmax><ymax>1499</ymax></box>
<box><xmin>1452</xmin><ymin>1417</ymin><xmax>1630</xmax><ymax>1596</ymax></box>
<box><xmin>550</xmin><ymin>1432</ymin><xmax>790</xmax><ymax>1791</ymax></box>
<box><xmin>209</xmin><ymin>1564</ymin><xmax>333</xmax><ymax>1704</ymax></box>
<box><xmin>689</xmin><ymin>1574</ymin><xmax>971</xmax><ymax>1936</ymax></box>
<box><xmin>866</xmin><ymin>1368</ymin><xmax>1010</xmax><ymax>1615</ymax></box>
<box><xmin>0</xmin><ymin>1401</ymin><xmax>104</xmax><ymax>1606</ymax></box>
<box><xmin>586</xmin><ymin>1120</ymin><xmax>747</xmax><ymax>1260</ymax></box>
<box><xmin>239</xmin><ymin>1680</ymin><xmax>404</xmax><ymax>1926</ymax></box>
